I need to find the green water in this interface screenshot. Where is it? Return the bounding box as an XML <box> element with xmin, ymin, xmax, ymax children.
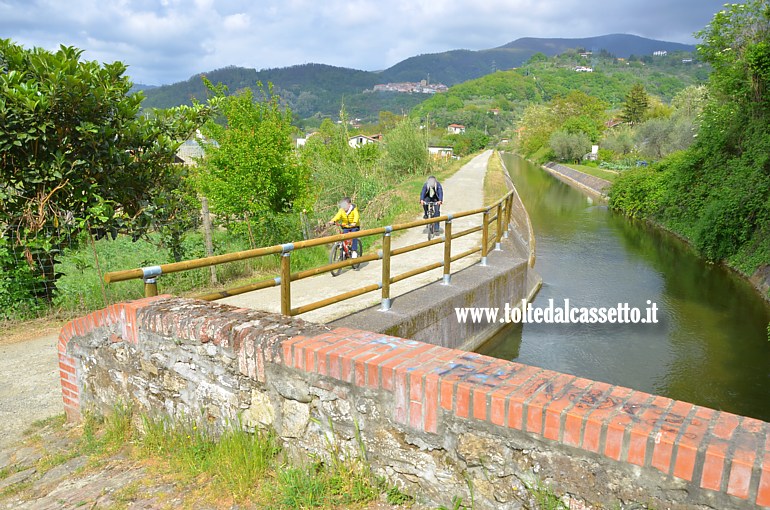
<box><xmin>478</xmin><ymin>154</ymin><xmax>770</xmax><ymax>421</ymax></box>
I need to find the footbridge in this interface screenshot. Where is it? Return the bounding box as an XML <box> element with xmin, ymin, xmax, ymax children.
<box><xmin>103</xmin><ymin>151</ymin><xmax>539</xmax><ymax>349</ymax></box>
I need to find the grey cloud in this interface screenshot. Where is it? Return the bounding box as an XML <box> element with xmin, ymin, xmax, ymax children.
<box><xmin>1</xmin><ymin>0</ymin><xmax>725</xmax><ymax>84</ymax></box>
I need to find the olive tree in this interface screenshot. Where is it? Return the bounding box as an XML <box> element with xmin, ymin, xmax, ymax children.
<box><xmin>549</xmin><ymin>131</ymin><xmax>591</xmax><ymax>163</ymax></box>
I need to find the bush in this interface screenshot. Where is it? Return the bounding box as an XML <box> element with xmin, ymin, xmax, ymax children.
<box><xmin>608</xmin><ymin>167</ymin><xmax>666</xmax><ymax>218</ymax></box>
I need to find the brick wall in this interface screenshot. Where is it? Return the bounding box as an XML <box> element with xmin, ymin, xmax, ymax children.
<box><xmin>59</xmin><ymin>296</ymin><xmax>770</xmax><ymax>509</ymax></box>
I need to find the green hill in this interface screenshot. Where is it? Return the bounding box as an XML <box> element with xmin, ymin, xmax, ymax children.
<box><xmin>411</xmin><ymin>51</ymin><xmax>707</xmax><ymax>134</ymax></box>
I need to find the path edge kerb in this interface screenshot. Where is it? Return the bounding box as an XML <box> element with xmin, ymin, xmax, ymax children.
<box><xmin>59</xmin><ymin>296</ymin><xmax>770</xmax><ymax>508</ymax></box>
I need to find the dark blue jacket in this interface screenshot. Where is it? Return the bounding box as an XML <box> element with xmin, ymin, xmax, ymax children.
<box><xmin>420</xmin><ymin>181</ymin><xmax>443</xmax><ymax>202</ymax></box>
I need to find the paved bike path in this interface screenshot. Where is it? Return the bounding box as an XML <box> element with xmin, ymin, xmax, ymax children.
<box><xmin>220</xmin><ymin>150</ymin><xmax>492</xmax><ymax>323</ymax></box>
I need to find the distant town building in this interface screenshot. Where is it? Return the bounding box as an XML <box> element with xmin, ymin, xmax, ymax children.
<box><xmin>653</xmin><ymin>50</ymin><xmax>668</xmax><ymax>56</ymax></box>
<box><xmin>447</xmin><ymin>124</ymin><xmax>466</xmax><ymax>134</ymax></box>
<box><xmin>575</xmin><ymin>66</ymin><xmax>593</xmax><ymax>73</ymax></box>
<box><xmin>681</xmin><ymin>58</ymin><xmax>694</xmax><ymax>64</ymax></box>
<box><xmin>488</xmin><ymin>108</ymin><xmax>501</xmax><ymax>116</ymax></box>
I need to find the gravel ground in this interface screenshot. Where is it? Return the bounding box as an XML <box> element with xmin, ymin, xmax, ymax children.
<box><xmin>0</xmin><ymin>334</ymin><xmax>61</xmax><ymax>450</ymax></box>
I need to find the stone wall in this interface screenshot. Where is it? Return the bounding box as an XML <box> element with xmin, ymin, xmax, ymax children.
<box><xmin>542</xmin><ymin>162</ymin><xmax>612</xmax><ymax>200</ymax></box>
<box><xmin>59</xmin><ymin>297</ymin><xmax>770</xmax><ymax>509</ymax></box>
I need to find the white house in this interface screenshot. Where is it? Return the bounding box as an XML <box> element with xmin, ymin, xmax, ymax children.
<box><xmin>296</xmin><ymin>131</ymin><xmax>320</xmax><ymax>148</ymax></box>
<box><xmin>575</xmin><ymin>66</ymin><xmax>593</xmax><ymax>73</ymax></box>
<box><xmin>348</xmin><ymin>135</ymin><xmax>379</xmax><ymax>148</ymax></box>
<box><xmin>428</xmin><ymin>146</ymin><xmax>454</xmax><ymax>160</ymax></box>
<box><xmin>447</xmin><ymin>123</ymin><xmax>465</xmax><ymax>134</ymax></box>
<box><xmin>175</xmin><ymin>136</ymin><xmax>218</xmax><ymax>165</ymax></box>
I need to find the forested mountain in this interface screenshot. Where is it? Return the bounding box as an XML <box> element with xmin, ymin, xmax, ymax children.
<box><xmin>139</xmin><ymin>34</ymin><xmax>697</xmax><ymax>120</ymax></box>
<box><xmin>497</xmin><ymin>34</ymin><xmax>694</xmax><ymax>59</ymax></box>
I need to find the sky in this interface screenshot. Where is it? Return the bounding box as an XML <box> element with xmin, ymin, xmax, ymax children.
<box><xmin>1</xmin><ymin>0</ymin><xmax>727</xmax><ymax>86</ymax></box>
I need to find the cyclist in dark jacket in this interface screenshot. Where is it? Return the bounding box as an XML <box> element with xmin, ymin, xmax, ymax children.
<box><xmin>420</xmin><ymin>176</ymin><xmax>443</xmax><ymax>219</ymax></box>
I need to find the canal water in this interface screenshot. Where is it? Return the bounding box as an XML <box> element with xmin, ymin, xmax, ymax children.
<box><xmin>477</xmin><ymin>154</ymin><xmax>770</xmax><ymax>421</ymax></box>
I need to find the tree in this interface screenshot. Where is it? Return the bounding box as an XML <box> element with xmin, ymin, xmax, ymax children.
<box><xmin>696</xmin><ymin>0</ymin><xmax>770</xmax><ymax>108</ymax></box>
<box><xmin>549</xmin><ymin>131</ymin><xmax>591</xmax><ymax>163</ymax></box>
<box><xmin>383</xmin><ymin>118</ymin><xmax>429</xmax><ymax>175</ymax></box>
<box><xmin>197</xmin><ymin>82</ymin><xmax>309</xmax><ymax>218</ymax></box>
<box><xmin>518</xmin><ymin>103</ymin><xmax>557</xmax><ymax>155</ymax></box>
<box><xmin>527</xmin><ymin>52</ymin><xmax>549</xmax><ymax>65</ymax></box>
<box><xmin>602</xmin><ymin>126</ymin><xmax>636</xmax><ymax>155</ymax></box>
<box><xmin>671</xmin><ymin>85</ymin><xmax>708</xmax><ymax>119</ymax></box>
<box><xmin>0</xmin><ymin>40</ymin><xmax>210</xmax><ymax>301</ymax></box>
<box><xmin>621</xmin><ymin>83</ymin><xmax>650</xmax><ymax>125</ymax></box>
<box><xmin>562</xmin><ymin>115</ymin><xmax>601</xmax><ymax>143</ymax></box>
<box><xmin>635</xmin><ymin>118</ymin><xmax>672</xmax><ymax>160</ymax></box>
<box><xmin>378</xmin><ymin>111</ymin><xmax>401</xmax><ymax>132</ymax></box>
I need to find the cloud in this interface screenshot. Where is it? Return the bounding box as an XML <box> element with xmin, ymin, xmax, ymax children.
<box><xmin>0</xmin><ymin>0</ymin><xmax>725</xmax><ymax>84</ymax></box>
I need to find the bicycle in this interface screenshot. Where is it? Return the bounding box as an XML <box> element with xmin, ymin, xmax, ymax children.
<box><xmin>425</xmin><ymin>201</ymin><xmax>441</xmax><ymax>240</ymax></box>
<box><xmin>329</xmin><ymin>223</ymin><xmax>361</xmax><ymax>276</ymax></box>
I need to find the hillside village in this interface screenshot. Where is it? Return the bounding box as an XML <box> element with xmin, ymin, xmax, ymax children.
<box><xmin>369</xmin><ymin>79</ymin><xmax>449</xmax><ymax>94</ymax></box>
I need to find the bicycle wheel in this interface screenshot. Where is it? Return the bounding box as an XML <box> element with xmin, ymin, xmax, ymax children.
<box><xmin>330</xmin><ymin>243</ymin><xmax>343</xmax><ymax>276</ymax></box>
<box><xmin>351</xmin><ymin>246</ymin><xmax>361</xmax><ymax>270</ymax></box>
<box><xmin>428</xmin><ymin>222</ymin><xmax>434</xmax><ymax>241</ymax></box>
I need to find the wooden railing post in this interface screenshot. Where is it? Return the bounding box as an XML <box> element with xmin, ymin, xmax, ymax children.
<box><xmin>381</xmin><ymin>227</ymin><xmax>392</xmax><ymax>310</ymax></box>
<box><xmin>442</xmin><ymin>217</ymin><xmax>452</xmax><ymax>285</ymax></box>
<box><xmin>280</xmin><ymin>244</ymin><xmax>293</xmax><ymax>315</ymax></box>
<box><xmin>481</xmin><ymin>209</ymin><xmax>490</xmax><ymax>266</ymax></box>
<box><xmin>495</xmin><ymin>202</ymin><xmax>503</xmax><ymax>251</ymax></box>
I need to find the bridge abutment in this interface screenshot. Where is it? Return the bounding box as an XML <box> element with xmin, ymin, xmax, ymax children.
<box><xmin>58</xmin><ymin>296</ymin><xmax>770</xmax><ymax>509</ymax></box>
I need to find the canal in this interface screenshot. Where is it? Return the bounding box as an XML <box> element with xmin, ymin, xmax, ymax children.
<box><xmin>477</xmin><ymin>154</ymin><xmax>770</xmax><ymax>421</ymax></box>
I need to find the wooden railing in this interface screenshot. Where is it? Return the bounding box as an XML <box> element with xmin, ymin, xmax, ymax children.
<box><xmin>104</xmin><ymin>191</ymin><xmax>516</xmax><ymax>315</ymax></box>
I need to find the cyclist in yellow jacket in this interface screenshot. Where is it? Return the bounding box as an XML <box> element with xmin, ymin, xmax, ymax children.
<box><xmin>329</xmin><ymin>197</ymin><xmax>361</xmax><ymax>254</ymax></box>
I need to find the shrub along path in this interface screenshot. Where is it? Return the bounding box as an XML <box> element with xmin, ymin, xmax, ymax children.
<box><xmin>220</xmin><ymin>150</ymin><xmax>494</xmax><ymax>323</ymax></box>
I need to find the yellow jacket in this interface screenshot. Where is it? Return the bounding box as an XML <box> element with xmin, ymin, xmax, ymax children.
<box><xmin>331</xmin><ymin>205</ymin><xmax>360</xmax><ymax>228</ymax></box>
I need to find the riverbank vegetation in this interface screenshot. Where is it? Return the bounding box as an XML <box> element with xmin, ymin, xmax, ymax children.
<box><xmin>609</xmin><ymin>1</ymin><xmax>770</xmax><ymax>291</ymax></box>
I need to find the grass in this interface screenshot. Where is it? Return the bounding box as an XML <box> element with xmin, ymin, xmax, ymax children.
<box><xmin>565</xmin><ymin>163</ymin><xmax>619</xmax><ymax>182</ymax></box>
<box><xmin>484</xmin><ymin>151</ymin><xmax>508</xmax><ymax>204</ymax></box>
<box><xmin>529</xmin><ymin>479</ymin><xmax>567</xmax><ymax>510</ymax></box>
<box><xmin>3</xmin><ymin>404</ymin><xmax>397</xmax><ymax>508</ymax></box>
<box><xmin>131</xmin><ymin>410</ymin><xmax>387</xmax><ymax>508</ymax></box>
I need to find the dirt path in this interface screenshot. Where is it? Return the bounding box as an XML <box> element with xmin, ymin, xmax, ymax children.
<box><xmin>220</xmin><ymin>150</ymin><xmax>493</xmax><ymax>322</ymax></box>
<box><xmin>0</xmin><ymin>333</ymin><xmax>61</xmax><ymax>449</ymax></box>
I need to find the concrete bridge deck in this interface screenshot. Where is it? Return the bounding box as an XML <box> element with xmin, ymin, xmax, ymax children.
<box><xmin>219</xmin><ymin>150</ymin><xmax>494</xmax><ymax>323</ymax></box>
